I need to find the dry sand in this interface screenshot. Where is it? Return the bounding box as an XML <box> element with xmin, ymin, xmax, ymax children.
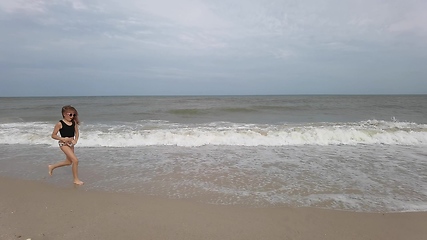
<box><xmin>1</xmin><ymin>176</ymin><xmax>426</xmax><ymax>240</ymax></box>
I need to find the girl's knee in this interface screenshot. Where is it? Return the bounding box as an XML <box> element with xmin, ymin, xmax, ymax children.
<box><xmin>71</xmin><ymin>158</ymin><xmax>79</xmax><ymax>164</ymax></box>
<box><xmin>67</xmin><ymin>157</ymin><xmax>78</xmax><ymax>164</ymax></box>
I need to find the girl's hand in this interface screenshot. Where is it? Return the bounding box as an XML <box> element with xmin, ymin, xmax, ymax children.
<box><xmin>71</xmin><ymin>139</ymin><xmax>77</xmax><ymax>145</ymax></box>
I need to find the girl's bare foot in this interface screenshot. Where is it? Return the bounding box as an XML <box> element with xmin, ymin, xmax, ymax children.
<box><xmin>48</xmin><ymin>165</ymin><xmax>53</xmax><ymax>176</ymax></box>
<box><xmin>74</xmin><ymin>180</ymin><xmax>84</xmax><ymax>185</ymax></box>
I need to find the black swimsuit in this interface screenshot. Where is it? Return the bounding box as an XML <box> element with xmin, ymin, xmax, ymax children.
<box><xmin>58</xmin><ymin>120</ymin><xmax>75</xmax><ymax>147</ymax></box>
<box><xmin>59</xmin><ymin>120</ymin><xmax>75</xmax><ymax>137</ymax></box>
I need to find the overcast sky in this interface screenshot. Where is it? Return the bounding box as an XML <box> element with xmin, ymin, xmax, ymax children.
<box><xmin>1</xmin><ymin>0</ymin><xmax>426</xmax><ymax>96</ymax></box>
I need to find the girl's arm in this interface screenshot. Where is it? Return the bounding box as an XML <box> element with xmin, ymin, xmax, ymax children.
<box><xmin>51</xmin><ymin>122</ymin><xmax>65</xmax><ymax>141</ymax></box>
<box><xmin>72</xmin><ymin>124</ymin><xmax>79</xmax><ymax>145</ymax></box>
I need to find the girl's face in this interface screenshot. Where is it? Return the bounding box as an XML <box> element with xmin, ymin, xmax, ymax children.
<box><xmin>64</xmin><ymin>112</ymin><xmax>77</xmax><ymax>121</ymax></box>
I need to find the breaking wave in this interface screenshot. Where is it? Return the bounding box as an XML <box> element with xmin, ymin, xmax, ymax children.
<box><xmin>1</xmin><ymin>120</ymin><xmax>426</xmax><ymax>147</ymax></box>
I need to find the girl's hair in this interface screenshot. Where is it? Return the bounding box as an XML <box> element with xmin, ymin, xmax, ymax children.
<box><xmin>62</xmin><ymin>105</ymin><xmax>80</xmax><ymax>125</ymax></box>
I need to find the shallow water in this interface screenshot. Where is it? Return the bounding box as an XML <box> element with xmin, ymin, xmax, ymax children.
<box><xmin>1</xmin><ymin>143</ymin><xmax>426</xmax><ymax>212</ymax></box>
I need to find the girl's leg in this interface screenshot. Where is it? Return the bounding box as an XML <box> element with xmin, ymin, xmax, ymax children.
<box><xmin>48</xmin><ymin>159</ymin><xmax>72</xmax><ymax>176</ymax></box>
<box><xmin>59</xmin><ymin>146</ymin><xmax>84</xmax><ymax>185</ymax></box>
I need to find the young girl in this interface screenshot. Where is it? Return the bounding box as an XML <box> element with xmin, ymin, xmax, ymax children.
<box><xmin>48</xmin><ymin>105</ymin><xmax>84</xmax><ymax>185</ymax></box>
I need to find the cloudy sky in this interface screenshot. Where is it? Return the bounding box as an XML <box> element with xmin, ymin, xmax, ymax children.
<box><xmin>1</xmin><ymin>0</ymin><xmax>426</xmax><ymax>96</ymax></box>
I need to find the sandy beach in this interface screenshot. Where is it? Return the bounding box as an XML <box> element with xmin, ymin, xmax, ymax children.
<box><xmin>0</xmin><ymin>176</ymin><xmax>426</xmax><ymax>240</ymax></box>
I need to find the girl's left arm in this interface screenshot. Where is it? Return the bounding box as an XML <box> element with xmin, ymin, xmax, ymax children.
<box><xmin>73</xmin><ymin>124</ymin><xmax>79</xmax><ymax>144</ymax></box>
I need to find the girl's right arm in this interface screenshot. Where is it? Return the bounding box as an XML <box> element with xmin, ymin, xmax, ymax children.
<box><xmin>51</xmin><ymin>122</ymin><xmax>64</xmax><ymax>141</ymax></box>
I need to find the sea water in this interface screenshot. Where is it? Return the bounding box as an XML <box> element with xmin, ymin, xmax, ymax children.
<box><xmin>1</xmin><ymin>95</ymin><xmax>426</xmax><ymax>212</ymax></box>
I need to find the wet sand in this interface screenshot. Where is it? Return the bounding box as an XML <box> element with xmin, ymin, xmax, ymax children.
<box><xmin>1</xmin><ymin>176</ymin><xmax>426</xmax><ymax>240</ymax></box>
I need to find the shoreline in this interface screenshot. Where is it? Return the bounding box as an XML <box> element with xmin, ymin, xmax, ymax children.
<box><xmin>1</xmin><ymin>176</ymin><xmax>427</xmax><ymax>240</ymax></box>
<box><xmin>2</xmin><ymin>143</ymin><xmax>427</xmax><ymax>213</ymax></box>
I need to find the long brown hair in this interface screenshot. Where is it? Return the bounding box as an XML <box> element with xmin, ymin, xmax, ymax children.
<box><xmin>61</xmin><ymin>105</ymin><xmax>80</xmax><ymax>125</ymax></box>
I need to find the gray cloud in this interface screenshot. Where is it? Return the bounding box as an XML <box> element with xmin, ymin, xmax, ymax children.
<box><xmin>1</xmin><ymin>0</ymin><xmax>426</xmax><ymax>96</ymax></box>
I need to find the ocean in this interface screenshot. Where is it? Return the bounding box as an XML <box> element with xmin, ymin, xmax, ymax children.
<box><xmin>1</xmin><ymin>95</ymin><xmax>426</xmax><ymax>212</ymax></box>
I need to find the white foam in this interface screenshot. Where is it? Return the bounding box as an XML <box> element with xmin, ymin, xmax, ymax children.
<box><xmin>0</xmin><ymin>122</ymin><xmax>54</xmax><ymax>145</ymax></box>
<box><xmin>1</xmin><ymin>137</ymin><xmax>426</xmax><ymax>212</ymax></box>
<box><xmin>1</xmin><ymin>120</ymin><xmax>426</xmax><ymax>147</ymax></box>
